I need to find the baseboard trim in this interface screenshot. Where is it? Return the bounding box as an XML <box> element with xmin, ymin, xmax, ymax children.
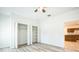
<box><xmin>40</xmin><ymin>43</ymin><xmax>64</xmax><ymax>50</ymax></box>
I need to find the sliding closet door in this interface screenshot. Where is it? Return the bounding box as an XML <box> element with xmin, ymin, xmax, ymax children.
<box><xmin>32</xmin><ymin>26</ymin><xmax>38</xmax><ymax>43</ymax></box>
<box><xmin>18</xmin><ymin>23</ymin><xmax>27</xmax><ymax>45</ymax></box>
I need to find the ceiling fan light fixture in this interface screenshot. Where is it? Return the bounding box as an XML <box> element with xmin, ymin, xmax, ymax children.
<box><xmin>34</xmin><ymin>7</ymin><xmax>46</xmax><ymax>13</ymax></box>
<box><xmin>42</xmin><ymin>9</ymin><xmax>46</xmax><ymax>13</ymax></box>
<box><xmin>34</xmin><ymin>9</ymin><xmax>38</xmax><ymax>12</ymax></box>
<box><xmin>47</xmin><ymin>14</ymin><xmax>51</xmax><ymax>17</ymax></box>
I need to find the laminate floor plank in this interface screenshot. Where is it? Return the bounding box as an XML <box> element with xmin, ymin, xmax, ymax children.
<box><xmin>0</xmin><ymin>43</ymin><xmax>65</xmax><ymax>52</ymax></box>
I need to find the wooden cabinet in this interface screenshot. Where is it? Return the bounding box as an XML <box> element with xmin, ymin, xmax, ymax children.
<box><xmin>67</xmin><ymin>28</ymin><xmax>79</xmax><ymax>33</ymax></box>
<box><xmin>65</xmin><ymin>35</ymin><xmax>79</xmax><ymax>42</ymax></box>
<box><xmin>65</xmin><ymin>28</ymin><xmax>79</xmax><ymax>42</ymax></box>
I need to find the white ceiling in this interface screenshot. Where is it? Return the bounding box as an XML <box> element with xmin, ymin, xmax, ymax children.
<box><xmin>0</xmin><ymin>7</ymin><xmax>78</xmax><ymax>19</ymax></box>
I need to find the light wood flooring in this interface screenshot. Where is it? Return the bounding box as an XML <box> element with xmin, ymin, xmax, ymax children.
<box><xmin>0</xmin><ymin>43</ymin><xmax>65</xmax><ymax>52</ymax></box>
<box><xmin>65</xmin><ymin>40</ymin><xmax>79</xmax><ymax>52</ymax></box>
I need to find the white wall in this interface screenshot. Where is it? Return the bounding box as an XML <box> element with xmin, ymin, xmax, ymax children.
<box><xmin>0</xmin><ymin>12</ymin><xmax>40</xmax><ymax>48</ymax></box>
<box><xmin>40</xmin><ymin>9</ymin><xmax>79</xmax><ymax>48</ymax></box>
<box><xmin>0</xmin><ymin>13</ymin><xmax>11</xmax><ymax>48</ymax></box>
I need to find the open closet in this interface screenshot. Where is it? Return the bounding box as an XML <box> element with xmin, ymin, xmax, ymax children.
<box><xmin>18</xmin><ymin>23</ymin><xmax>27</xmax><ymax>46</ymax></box>
<box><xmin>32</xmin><ymin>26</ymin><xmax>38</xmax><ymax>44</ymax></box>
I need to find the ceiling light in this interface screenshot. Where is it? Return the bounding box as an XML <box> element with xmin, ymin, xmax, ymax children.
<box><xmin>47</xmin><ymin>14</ymin><xmax>51</xmax><ymax>17</ymax></box>
<box><xmin>34</xmin><ymin>7</ymin><xmax>46</xmax><ymax>13</ymax></box>
<box><xmin>34</xmin><ymin>9</ymin><xmax>38</xmax><ymax>12</ymax></box>
<box><xmin>34</xmin><ymin>7</ymin><xmax>52</xmax><ymax>17</ymax></box>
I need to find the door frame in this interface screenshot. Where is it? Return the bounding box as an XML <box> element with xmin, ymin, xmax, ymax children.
<box><xmin>17</xmin><ymin>23</ymin><xmax>28</xmax><ymax>48</ymax></box>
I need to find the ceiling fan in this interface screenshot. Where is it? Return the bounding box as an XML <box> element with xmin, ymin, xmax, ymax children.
<box><xmin>34</xmin><ymin>7</ymin><xmax>51</xmax><ymax>17</ymax></box>
<box><xmin>34</xmin><ymin>7</ymin><xmax>46</xmax><ymax>13</ymax></box>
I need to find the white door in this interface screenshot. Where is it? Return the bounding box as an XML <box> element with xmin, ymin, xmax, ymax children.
<box><xmin>18</xmin><ymin>23</ymin><xmax>27</xmax><ymax>45</ymax></box>
<box><xmin>32</xmin><ymin>26</ymin><xmax>38</xmax><ymax>43</ymax></box>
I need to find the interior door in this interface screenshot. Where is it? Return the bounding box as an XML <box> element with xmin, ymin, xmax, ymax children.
<box><xmin>18</xmin><ymin>23</ymin><xmax>27</xmax><ymax>45</ymax></box>
<box><xmin>32</xmin><ymin>26</ymin><xmax>38</xmax><ymax>43</ymax></box>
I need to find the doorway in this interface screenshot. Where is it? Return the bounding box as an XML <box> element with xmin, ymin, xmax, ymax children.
<box><xmin>32</xmin><ymin>26</ymin><xmax>38</xmax><ymax>44</ymax></box>
<box><xmin>18</xmin><ymin>23</ymin><xmax>27</xmax><ymax>47</ymax></box>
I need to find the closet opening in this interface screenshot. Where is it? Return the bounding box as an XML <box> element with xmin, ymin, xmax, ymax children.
<box><xmin>32</xmin><ymin>26</ymin><xmax>38</xmax><ymax>44</ymax></box>
<box><xmin>18</xmin><ymin>23</ymin><xmax>28</xmax><ymax>48</ymax></box>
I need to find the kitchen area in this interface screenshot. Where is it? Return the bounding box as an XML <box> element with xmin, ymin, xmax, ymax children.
<box><xmin>64</xmin><ymin>20</ymin><xmax>79</xmax><ymax>51</ymax></box>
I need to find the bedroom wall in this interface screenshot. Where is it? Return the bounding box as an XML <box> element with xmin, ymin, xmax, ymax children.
<box><xmin>0</xmin><ymin>13</ymin><xmax>40</xmax><ymax>48</ymax></box>
<box><xmin>0</xmin><ymin>13</ymin><xmax>11</xmax><ymax>48</ymax></box>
